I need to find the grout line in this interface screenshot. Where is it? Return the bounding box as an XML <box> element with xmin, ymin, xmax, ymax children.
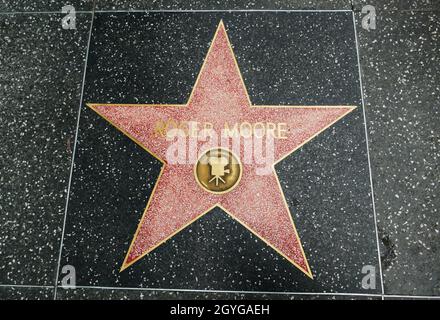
<box><xmin>67</xmin><ymin>285</ymin><xmax>440</xmax><ymax>299</ymax></box>
<box><xmin>71</xmin><ymin>286</ymin><xmax>383</xmax><ymax>298</ymax></box>
<box><xmin>1</xmin><ymin>8</ymin><xmax>439</xmax><ymax>15</ymax></box>
<box><xmin>0</xmin><ymin>10</ymin><xmax>93</xmax><ymax>15</ymax></box>
<box><xmin>52</xmin><ymin>2</ymin><xmax>96</xmax><ymax>301</ymax></box>
<box><xmin>384</xmin><ymin>295</ymin><xmax>440</xmax><ymax>300</ymax></box>
<box><xmin>0</xmin><ymin>284</ymin><xmax>54</xmax><ymax>289</ymax></box>
<box><xmin>93</xmin><ymin>9</ymin><xmax>353</xmax><ymax>13</ymax></box>
<box><xmin>351</xmin><ymin>12</ymin><xmax>385</xmax><ymax>300</ymax></box>
<box><xmin>0</xmin><ymin>284</ymin><xmax>439</xmax><ymax>299</ymax></box>
<box><xmin>0</xmin><ymin>9</ymin><xmax>352</xmax><ymax>15</ymax></box>
<box><xmin>352</xmin><ymin>8</ymin><xmax>440</xmax><ymax>13</ymax></box>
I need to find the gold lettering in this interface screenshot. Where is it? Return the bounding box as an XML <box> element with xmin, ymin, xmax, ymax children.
<box><xmin>155</xmin><ymin>119</ymin><xmax>289</xmax><ymax>139</ymax></box>
<box><xmin>223</xmin><ymin>122</ymin><xmax>239</xmax><ymax>137</ymax></box>
<box><xmin>253</xmin><ymin>122</ymin><xmax>265</xmax><ymax>138</ymax></box>
<box><xmin>278</xmin><ymin>123</ymin><xmax>288</xmax><ymax>139</ymax></box>
<box><xmin>240</xmin><ymin>122</ymin><xmax>252</xmax><ymax>138</ymax></box>
<box><xmin>266</xmin><ymin>122</ymin><xmax>276</xmax><ymax>138</ymax></box>
<box><xmin>154</xmin><ymin>120</ymin><xmax>166</xmax><ymax>137</ymax></box>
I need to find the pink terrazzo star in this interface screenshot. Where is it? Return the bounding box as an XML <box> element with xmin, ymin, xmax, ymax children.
<box><xmin>88</xmin><ymin>21</ymin><xmax>355</xmax><ymax>278</ymax></box>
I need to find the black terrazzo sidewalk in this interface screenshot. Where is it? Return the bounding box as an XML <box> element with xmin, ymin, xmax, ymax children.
<box><xmin>0</xmin><ymin>0</ymin><xmax>438</xmax><ymax>300</ymax></box>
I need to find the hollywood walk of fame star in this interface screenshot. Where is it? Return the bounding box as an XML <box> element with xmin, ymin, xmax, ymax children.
<box><xmin>87</xmin><ymin>20</ymin><xmax>355</xmax><ymax>278</ymax></box>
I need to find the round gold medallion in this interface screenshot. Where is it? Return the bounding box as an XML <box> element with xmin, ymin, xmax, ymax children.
<box><xmin>194</xmin><ymin>148</ymin><xmax>242</xmax><ymax>194</ymax></box>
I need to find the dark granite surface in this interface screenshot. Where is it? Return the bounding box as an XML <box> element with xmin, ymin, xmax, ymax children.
<box><xmin>0</xmin><ymin>286</ymin><xmax>53</xmax><ymax>300</ymax></box>
<box><xmin>0</xmin><ymin>0</ymin><xmax>94</xmax><ymax>12</ymax></box>
<box><xmin>57</xmin><ymin>11</ymin><xmax>379</xmax><ymax>295</ymax></box>
<box><xmin>95</xmin><ymin>0</ymin><xmax>351</xmax><ymax>11</ymax></box>
<box><xmin>0</xmin><ymin>1</ymin><xmax>438</xmax><ymax>300</ymax></box>
<box><xmin>355</xmin><ymin>10</ymin><xmax>440</xmax><ymax>296</ymax></box>
<box><xmin>0</xmin><ymin>13</ymin><xmax>91</xmax><ymax>286</ymax></box>
<box><xmin>57</xmin><ymin>287</ymin><xmax>379</xmax><ymax>299</ymax></box>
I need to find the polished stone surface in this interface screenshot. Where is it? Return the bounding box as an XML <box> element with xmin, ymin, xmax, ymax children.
<box><xmin>353</xmin><ymin>0</ymin><xmax>439</xmax><ymax>11</ymax></box>
<box><xmin>355</xmin><ymin>11</ymin><xmax>440</xmax><ymax>295</ymax></box>
<box><xmin>57</xmin><ymin>288</ymin><xmax>379</xmax><ymax>299</ymax></box>
<box><xmin>0</xmin><ymin>2</ymin><xmax>439</xmax><ymax>301</ymax></box>
<box><xmin>0</xmin><ymin>13</ymin><xmax>91</xmax><ymax>286</ymax></box>
<box><xmin>57</xmin><ymin>11</ymin><xmax>380</xmax><ymax>295</ymax></box>
<box><xmin>0</xmin><ymin>0</ymin><xmax>93</xmax><ymax>12</ymax></box>
<box><xmin>95</xmin><ymin>0</ymin><xmax>351</xmax><ymax>11</ymax></box>
<box><xmin>0</xmin><ymin>286</ymin><xmax>53</xmax><ymax>300</ymax></box>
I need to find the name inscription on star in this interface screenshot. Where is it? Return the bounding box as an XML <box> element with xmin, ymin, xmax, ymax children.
<box><xmin>154</xmin><ymin>120</ymin><xmax>289</xmax><ymax>139</ymax></box>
